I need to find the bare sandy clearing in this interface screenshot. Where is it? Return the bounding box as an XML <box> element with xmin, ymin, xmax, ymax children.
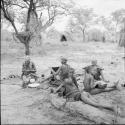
<box><xmin>1</xmin><ymin>42</ymin><xmax>125</xmax><ymax>124</ymax></box>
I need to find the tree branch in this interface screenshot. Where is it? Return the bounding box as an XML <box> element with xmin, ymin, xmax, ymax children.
<box><xmin>39</xmin><ymin>11</ymin><xmax>43</xmax><ymax>19</ymax></box>
<box><xmin>1</xmin><ymin>0</ymin><xmax>18</xmax><ymax>34</ymax></box>
<box><xmin>11</xmin><ymin>3</ymin><xmax>28</xmax><ymax>8</ymax></box>
<box><xmin>23</xmin><ymin>0</ymin><xmax>30</xmax><ymax>6</ymax></box>
<box><xmin>47</xmin><ymin>5</ymin><xmax>50</xmax><ymax>20</ymax></box>
<box><xmin>26</xmin><ymin>0</ymin><xmax>33</xmax><ymax>30</ymax></box>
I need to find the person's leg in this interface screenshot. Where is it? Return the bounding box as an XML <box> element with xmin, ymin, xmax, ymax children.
<box><xmin>58</xmin><ymin>86</ymin><xmax>65</xmax><ymax>97</ymax></box>
<box><xmin>80</xmin><ymin>92</ymin><xmax>114</xmax><ymax>111</ymax></box>
<box><xmin>30</xmin><ymin>72</ymin><xmax>38</xmax><ymax>80</ymax></box>
<box><xmin>107</xmin><ymin>80</ymin><xmax>119</xmax><ymax>89</ymax></box>
<box><xmin>101</xmin><ymin>80</ymin><xmax>120</xmax><ymax>91</ymax></box>
<box><xmin>90</xmin><ymin>88</ymin><xmax>116</xmax><ymax>95</ymax></box>
<box><xmin>89</xmin><ymin>80</ymin><xmax>119</xmax><ymax>95</ymax></box>
<box><xmin>22</xmin><ymin>75</ymin><xmax>30</xmax><ymax>88</ymax></box>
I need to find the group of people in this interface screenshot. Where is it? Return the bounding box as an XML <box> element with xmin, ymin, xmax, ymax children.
<box><xmin>21</xmin><ymin>56</ymin><xmax>121</xmax><ymax>114</ymax></box>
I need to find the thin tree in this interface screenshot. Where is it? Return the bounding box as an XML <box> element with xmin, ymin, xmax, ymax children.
<box><xmin>69</xmin><ymin>7</ymin><xmax>95</xmax><ymax>42</ymax></box>
<box><xmin>111</xmin><ymin>9</ymin><xmax>125</xmax><ymax>42</ymax></box>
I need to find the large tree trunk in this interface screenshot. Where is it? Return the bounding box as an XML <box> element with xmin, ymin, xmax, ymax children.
<box><xmin>50</xmin><ymin>94</ymin><xmax>125</xmax><ymax>124</ymax></box>
<box><xmin>1</xmin><ymin>0</ymin><xmax>40</xmax><ymax>56</ymax></box>
<box><xmin>24</xmin><ymin>41</ymin><xmax>30</xmax><ymax>55</ymax></box>
<box><xmin>119</xmin><ymin>33</ymin><xmax>125</xmax><ymax>47</ymax></box>
<box><xmin>16</xmin><ymin>32</ymin><xmax>32</xmax><ymax>55</ymax></box>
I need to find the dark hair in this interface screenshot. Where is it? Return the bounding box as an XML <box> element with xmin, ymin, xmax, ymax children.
<box><xmin>69</xmin><ymin>68</ymin><xmax>75</xmax><ymax>73</ymax></box>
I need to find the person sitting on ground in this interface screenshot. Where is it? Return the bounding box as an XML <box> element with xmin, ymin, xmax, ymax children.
<box><xmin>51</xmin><ymin>58</ymin><xmax>78</xmax><ymax>96</ymax></box>
<box><xmin>50</xmin><ymin>57</ymin><xmax>71</xmax><ymax>96</ymax></box>
<box><xmin>55</xmin><ymin>57</ymin><xmax>78</xmax><ymax>86</ymax></box>
<box><xmin>53</xmin><ymin>68</ymin><xmax>119</xmax><ymax>114</ymax></box>
<box><xmin>21</xmin><ymin>56</ymin><xmax>37</xmax><ymax>87</ymax></box>
<box><xmin>55</xmin><ymin>57</ymin><xmax>71</xmax><ymax>81</ymax></box>
<box><xmin>51</xmin><ymin>68</ymin><xmax>79</xmax><ymax>96</ymax></box>
<box><xmin>83</xmin><ymin>59</ymin><xmax>119</xmax><ymax>95</ymax></box>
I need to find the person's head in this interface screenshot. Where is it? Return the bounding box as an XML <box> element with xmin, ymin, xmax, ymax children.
<box><xmin>25</xmin><ymin>55</ymin><xmax>30</xmax><ymax>62</ymax></box>
<box><xmin>61</xmin><ymin>57</ymin><xmax>67</xmax><ymax>64</ymax></box>
<box><xmin>91</xmin><ymin>59</ymin><xmax>97</xmax><ymax>66</ymax></box>
<box><xmin>68</xmin><ymin>68</ymin><xmax>75</xmax><ymax>77</ymax></box>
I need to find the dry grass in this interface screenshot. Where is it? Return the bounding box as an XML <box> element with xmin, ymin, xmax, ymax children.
<box><xmin>1</xmin><ymin>39</ymin><xmax>125</xmax><ymax>124</ymax></box>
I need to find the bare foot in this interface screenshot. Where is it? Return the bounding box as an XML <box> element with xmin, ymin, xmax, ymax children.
<box><xmin>113</xmin><ymin>80</ymin><xmax>120</xmax><ymax>90</ymax></box>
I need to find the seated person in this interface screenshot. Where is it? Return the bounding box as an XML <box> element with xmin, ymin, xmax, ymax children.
<box><xmin>83</xmin><ymin>60</ymin><xmax>119</xmax><ymax>95</ymax></box>
<box><xmin>21</xmin><ymin>56</ymin><xmax>37</xmax><ymax>87</ymax></box>
<box><xmin>53</xmin><ymin>68</ymin><xmax>119</xmax><ymax>114</ymax></box>
<box><xmin>50</xmin><ymin>57</ymin><xmax>78</xmax><ymax>96</ymax></box>
<box><xmin>55</xmin><ymin>57</ymin><xmax>71</xmax><ymax>81</ymax></box>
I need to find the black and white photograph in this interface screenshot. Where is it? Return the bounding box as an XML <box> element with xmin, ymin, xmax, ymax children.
<box><xmin>1</xmin><ymin>0</ymin><xmax>125</xmax><ymax>124</ymax></box>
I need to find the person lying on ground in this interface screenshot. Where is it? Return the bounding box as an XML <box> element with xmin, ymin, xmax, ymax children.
<box><xmin>21</xmin><ymin>56</ymin><xmax>37</xmax><ymax>88</ymax></box>
<box><xmin>52</xmin><ymin>68</ymin><xmax>120</xmax><ymax>114</ymax></box>
<box><xmin>83</xmin><ymin>60</ymin><xmax>120</xmax><ymax>95</ymax></box>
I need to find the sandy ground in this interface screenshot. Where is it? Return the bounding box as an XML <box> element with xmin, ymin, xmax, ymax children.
<box><xmin>1</xmin><ymin>41</ymin><xmax>125</xmax><ymax>124</ymax></box>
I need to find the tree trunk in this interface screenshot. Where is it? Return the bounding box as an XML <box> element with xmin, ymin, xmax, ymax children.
<box><xmin>118</xmin><ymin>21</ymin><xmax>125</xmax><ymax>47</ymax></box>
<box><xmin>24</xmin><ymin>41</ymin><xmax>30</xmax><ymax>55</ymax></box>
<box><xmin>115</xmin><ymin>22</ymin><xmax>118</xmax><ymax>43</ymax></box>
<box><xmin>50</xmin><ymin>94</ymin><xmax>125</xmax><ymax>124</ymax></box>
<box><xmin>16</xmin><ymin>33</ymin><xmax>31</xmax><ymax>55</ymax></box>
<box><xmin>82</xmin><ymin>30</ymin><xmax>85</xmax><ymax>42</ymax></box>
<box><xmin>1</xmin><ymin>0</ymin><xmax>41</xmax><ymax>56</ymax></box>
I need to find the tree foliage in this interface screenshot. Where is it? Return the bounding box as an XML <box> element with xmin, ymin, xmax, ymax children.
<box><xmin>111</xmin><ymin>9</ymin><xmax>125</xmax><ymax>26</ymax></box>
<box><xmin>68</xmin><ymin>7</ymin><xmax>95</xmax><ymax>42</ymax></box>
<box><xmin>1</xmin><ymin>0</ymin><xmax>73</xmax><ymax>55</ymax></box>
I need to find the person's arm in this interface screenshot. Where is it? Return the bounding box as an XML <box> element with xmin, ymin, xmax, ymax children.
<box><xmin>73</xmin><ymin>76</ymin><xmax>79</xmax><ymax>88</ymax></box>
<box><xmin>84</xmin><ymin>69</ymin><xmax>88</xmax><ymax>77</ymax></box>
<box><xmin>100</xmin><ymin>70</ymin><xmax>109</xmax><ymax>82</ymax></box>
<box><xmin>22</xmin><ymin>63</ymin><xmax>26</xmax><ymax>72</ymax></box>
<box><xmin>54</xmin><ymin>83</ymin><xmax>64</xmax><ymax>93</ymax></box>
<box><xmin>83</xmin><ymin>66</ymin><xmax>89</xmax><ymax>73</ymax></box>
<box><xmin>31</xmin><ymin>62</ymin><xmax>36</xmax><ymax>72</ymax></box>
<box><xmin>90</xmin><ymin>75</ymin><xmax>95</xmax><ymax>89</ymax></box>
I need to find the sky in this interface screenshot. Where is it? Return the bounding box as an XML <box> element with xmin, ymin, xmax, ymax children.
<box><xmin>73</xmin><ymin>0</ymin><xmax>125</xmax><ymax>17</ymax></box>
<box><xmin>54</xmin><ymin>0</ymin><xmax>125</xmax><ymax>31</ymax></box>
